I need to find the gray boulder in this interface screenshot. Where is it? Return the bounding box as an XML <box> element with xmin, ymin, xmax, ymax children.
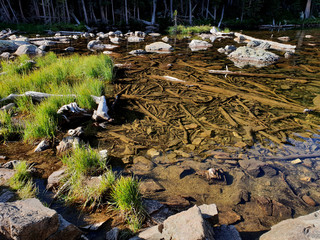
<box><xmin>145</xmin><ymin>42</ymin><xmax>173</xmax><ymax>53</ymax></box>
<box><xmin>162</xmin><ymin>205</ymin><xmax>215</xmax><ymax>240</ymax></box>
<box><xmin>47</xmin><ymin>167</ymin><xmax>67</xmax><ymax>190</ymax></box>
<box><xmin>0</xmin><ymin>52</ymin><xmax>10</xmax><ymax>59</ymax></box>
<box><xmin>87</xmin><ymin>40</ymin><xmax>105</xmax><ymax>51</ymax></box>
<box><xmin>0</xmin><ymin>198</ymin><xmax>59</xmax><ymax>240</ymax></box>
<box><xmin>189</xmin><ymin>40</ymin><xmax>213</xmax><ymax>51</ymax></box>
<box><xmin>260</xmin><ymin>210</ymin><xmax>320</xmax><ymax>240</ymax></box>
<box><xmin>228</xmin><ymin>46</ymin><xmax>280</xmax><ymax>68</ymax></box>
<box><xmin>14</xmin><ymin>44</ymin><xmax>44</xmax><ymax>56</ymax></box>
<box><xmin>47</xmin><ymin>214</ymin><xmax>82</xmax><ymax>240</ymax></box>
<box><xmin>0</xmin><ymin>168</ymin><xmax>15</xmax><ymax>185</ymax></box>
<box><xmin>128</xmin><ymin>36</ymin><xmax>144</xmax><ymax>43</ymax></box>
<box><xmin>31</xmin><ymin>40</ymin><xmax>57</xmax><ymax>46</ymax></box>
<box><xmin>0</xmin><ymin>40</ymin><xmax>29</xmax><ymax>52</ymax></box>
<box><xmin>106</xmin><ymin>227</ymin><xmax>120</xmax><ymax>240</ymax></box>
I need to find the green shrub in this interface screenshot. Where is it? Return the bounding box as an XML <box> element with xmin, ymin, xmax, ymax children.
<box><xmin>168</xmin><ymin>25</ymin><xmax>212</xmax><ymax>34</ymax></box>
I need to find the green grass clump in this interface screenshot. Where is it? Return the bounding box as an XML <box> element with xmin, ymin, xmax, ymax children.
<box><xmin>111</xmin><ymin>176</ymin><xmax>144</xmax><ymax>232</ymax></box>
<box><xmin>61</xmin><ymin>146</ymin><xmax>115</xmax><ymax>210</ymax></box>
<box><xmin>168</xmin><ymin>25</ymin><xmax>212</xmax><ymax>34</ymax></box>
<box><xmin>0</xmin><ymin>110</ymin><xmax>21</xmax><ymax>141</ymax></box>
<box><xmin>62</xmin><ymin>146</ymin><xmax>106</xmax><ymax>176</ymax></box>
<box><xmin>0</xmin><ymin>53</ymin><xmax>113</xmax><ymax>140</ymax></box>
<box><xmin>23</xmin><ymin>96</ymin><xmax>72</xmax><ymax>141</ymax></box>
<box><xmin>8</xmin><ymin>161</ymin><xmax>36</xmax><ymax>199</ymax></box>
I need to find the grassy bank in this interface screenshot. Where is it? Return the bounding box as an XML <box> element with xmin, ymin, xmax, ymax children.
<box><xmin>0</xmin><ymin>53</ymin><xmax>113</xmax><ymax>141</ymax></box>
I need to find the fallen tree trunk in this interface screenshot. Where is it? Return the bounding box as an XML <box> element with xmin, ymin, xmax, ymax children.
<box><xmin>234</xmin><ymin>32</ymin><xmax>296</xmax><ymax>53</ymax></box>
<box><xmin>0</xmin><ymin>91</ymin><xmax>101</xmax><ymax>104</ymax></box>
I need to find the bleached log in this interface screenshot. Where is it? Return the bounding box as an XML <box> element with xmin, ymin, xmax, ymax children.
<box><xmin>234</xmin><ymin>32</ymin><xmax>296</xmax><ymax>53</ymax></box>
<box><xmin>0</xmin><ymin>91</ymin><xmax>101</xmax><ymax>104</ymax></box>
<box><xmin>57</xmin><ymin>102</ymin><xmax>86</xmax><ymax>114</ymax></box>
<box><xmin>92</xmin><ymin>96</ymin><xmax>113</xmax><ymax>122</ymax></box>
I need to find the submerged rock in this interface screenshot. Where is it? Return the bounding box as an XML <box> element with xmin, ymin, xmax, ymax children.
<box><xmin>129</xmin><ymin>49</ymin><xmax>147</xmax><ymax>56</ymax></box>
<box><xmin>228</xmin><ymin>46</ymin><xmax>280</xmax><ymax>68</ymax></box>
<box><xmin>145</xmin><ymin>42</ymin><xmax>173</xmax><ymax>53</ymax></box>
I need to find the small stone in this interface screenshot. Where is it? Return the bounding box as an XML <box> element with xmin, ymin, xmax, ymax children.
<box><xmin>34</xmin><ymin>140</ymin><xmax>50</xmax><ymax>152</ymax></box>
<box><xmin>305</xmin><ymin>35</ymin><xmax>313</xmax><ymax>38</ymax></box>
<box><xmin>300</xmin><ymin>176</ymin><xmax>312</xmax><ymax>182</ymax></box>
<box><xmin>143</xmin><ymin>199</ymin><xmax>164</xmax><ymax>215</ymax></box>
<box><xmin>0</xmin><ymin>156</ymin><xmax>7</xmax><ymax>160</ymax></box>
<box><xmin>106</xmin><ymin>227</ymin><xmax>119</xmax><ymax>240</ymax></box>
<box><xmin>147</xmin><ymin>148</ymin><xmax>161</xmax><ymax>158</ymax></box>
<box><xmin>162</xmin><ymin>36</ymin><xmax>169</xmax><ymax>42</ymax></box>
<box><xmin>103</xmin><ymin>51</ymin><xmax>113</xmax><ymax>55</ymax></box>
<box><xmin>198</xmin><ymin>204</ymin><xmax>218</xmax><ymax>219</ymax></box>
<box><xmin>192</xmin><ymin>138</ymin><xmax>203</xmax><ymax>146</ymax></box>
<box><xmin>218</xmin><ymin>209</ymin><xmax>241</xmax><ymax>225</ymax></box>
<box><xmin>2</xmin><ymin>160</ymin><xmax>20</xmax><ymax>169</ymax></box>
<box><xmin>174</xmin><ymin>150</ymin><xmax>191</xmax><ymax>158</ymax></box>
<box><xmin>0</xmin><ymin>189</ymin><xmax>15</xmax><ymax>203</ymax></box>
<box><xmin>291</xmin><ymin>158</ymin><xmax>302</xmax><ymax>165</ymax></box>
<box><xmin>186</xmin><ymin>144</ymin><xmax>196</xmax><ymax>151</ymax></box>
<box><xmin>47</xmin><ymin>167</ymin><xmax>67</xmax><ymax>190</ymax></box>
<box><xmin>185</xmin><ymin>123</ymin><xmax>198</xmax><ymax>129</ymax></box>
<box><xmin>123</xmin><ymin>145</ymin><xmax>135</xmax><ymax>155</ymax></box>
<box><xmin>64</xmin><ymin>47</ymin><xmax>74</xmax><ymax>52</ymax></box>
<box><xmin>302</xmin><ymin>195</ymin><xmax>317</xmax><ymax>206</ymax></box>
<box><xmin>166</xmin><ymin>153</ymin><xmax>177</xmax><ymax>161</ymax></box>
<box><xmin>200</xmin><ymin>130</ymin><xmax>214</xmax><ymax>138</ymax></box>
<box><xmin>278</xmin><ymin>36</ymin><xmax>290</xmax><ymax>42</ymax></box>
<box><xmin>140</xmin><ymin>179</ymin><xmax>165</xmax><ymax>194</ymax></box>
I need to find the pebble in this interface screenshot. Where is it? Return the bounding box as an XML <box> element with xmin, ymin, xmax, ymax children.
<box><xmin>291</xmin><ymin>158</ymin><xmax>302</xmax><ymax>165</ymax></box>
<box><xmin>0</xmin><ymin>156</ymin><xmax>7</xmax><ymax>160</ymax></box>
<box><xmin>302</xmin><ymin>195</ymin><xmax>317</xmax><ymax>206</ymax></box>
<box><xmin>147</xmin><ymin>148</ymin><xmax>161</xmax><ymax>158</ymax></box>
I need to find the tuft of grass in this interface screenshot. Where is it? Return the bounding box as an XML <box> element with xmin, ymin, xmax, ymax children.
<box><xmin>168</xmin><ymin>25</ymin><xmax>212</xmax><ymax>35</ymax></box>
<box><xmin>62</xmin><ymin>146</ymin><xmax>106</xmax><ymax>176</ymax></box>
<box><xmin>111</xmin><ymin>176</ymin><xmax>144</xmax><ymax>232</ymax></box>
<box><xmin>223</xmin><ymin>27</ymin><xmax>230</xmax><ymax>33</ymax></box>
<box><xmin>61</xmin><ymin>146</ymin><xmax>114</xmax><ymax>209</ymax></box>
<box><xmin>17</xmin><ymin>180</ymin><xmax>37</xmax><ymax>199</ymax></box>
<box><xmin>8</xmin><ymin>161</ymin><xmax>37</xmax><ymax>200</ymax></box>
<box><xmin>0</xmin><ymin>110</ymin><xmax>21</xmax><ymax>141</ymax></box>
<box><xmin>23</xmin><ymin>96</ymin><xmax>73</xmax><ymax>141</ymax></box>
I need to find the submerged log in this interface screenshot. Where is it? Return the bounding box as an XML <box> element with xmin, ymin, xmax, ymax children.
<box><xmin>234</xmin><ymin>32</ymin><xmax>296</xmax><ymax>53</ymax></box>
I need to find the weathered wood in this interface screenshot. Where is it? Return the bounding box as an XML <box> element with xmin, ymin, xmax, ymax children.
<box><xmin>209</xmin><ymin>69</ymin><xmax>289</xmax><ymax>79</ymax></box>
<box><xmin>136</xmin><ymin>101</ymin><xmax>167</xmax><ymax>125</ymax></box>
<box><xmin>0</xmin><ymin>91</ymin><xmax>101</xmax><ymax>104</ymax></box>
<box><xmin>270</xmin><ymin>114</ymin><xmax>297</xmax><ymax>122</ymax></box>
<box><xmin>258</xmin><ymin>131</ymin><xmax>283</xmax><ymax>145</ymax></box>
<box><xmin>234</xmin><ymin>32</ymin><xmax>296</xmax><ymax>52</ymax></box>
<box><xmin>219</xmin><ymin>107</ymin><xmax>238</xmax><ymax>127</ymax></box>
<box><xmin>266</xmin><ymin>153</ymin><xmax>320</xmax><ymax>161</ymax></box>
<box><xmin>92</xmin><ymin>96</ymin><xmax>113</xmax><ymax>122</ymax></box>
<box><xmin>180</xmin><ymin>104</ymin><xmax>206</xmax><ymax>130</ymax></box>
<box><xmin>108</xmin><ymin>131</ymin><xmax>139</xmax><ymax>144</ymax></box>
<box><xmin>0</xmin><ymin>30</ymin><xmax>18</xmax><ymax>40</ymax></box>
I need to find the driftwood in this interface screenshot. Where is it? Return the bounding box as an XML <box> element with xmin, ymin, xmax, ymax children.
<box><xmin>0</xmin><ymin>91</ymin><xmax>101</xmax><ymax>104</ymax></box>
<box><xmin>92</xmin><ymin>96</ymin><xmax>113</xmax><ymax>122</ymax></box>
<box><xmin>0</xmin><ymin>30</ymin><xmax>18</xmax><ymax>40</ymax></box>
<box><xmin>234</xmin><ymin>32</ymin><xmax>296</xmax><ymax>53</ymax></box>
<box><xmin>265</xmin><ymin>153</ymin><xmax>320</xmax><ymax>161</ymax></box>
